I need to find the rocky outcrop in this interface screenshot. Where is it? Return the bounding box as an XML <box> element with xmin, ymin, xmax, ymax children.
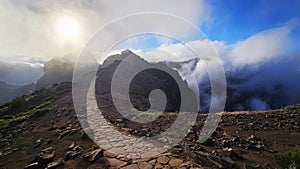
<box><xmin>36</xmin><ymin>57</ymin><xmax>74</xmax><ymax>90</ymax></box>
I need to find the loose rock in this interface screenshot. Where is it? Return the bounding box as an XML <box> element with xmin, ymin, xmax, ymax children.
<box><xmin>46</xmin><ymin>158</ymin><xmax>65</xmax><ymax>169</ymax></box>
<box><xmin>83</xmin><ymin>148</ymin><xmax>104</xmax><ymax>162</ymax></box>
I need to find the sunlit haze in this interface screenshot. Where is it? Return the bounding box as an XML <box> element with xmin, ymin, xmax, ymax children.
<box><xmin>56</xmin><ymin>17</ymin><xmax>81</xmax><ymax>40</ymax></box>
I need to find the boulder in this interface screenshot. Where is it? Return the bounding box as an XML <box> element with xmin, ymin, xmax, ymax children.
<box><xmin>24</xmin><ymin>162</ymin><xmax>39</xmax><ymax>169</ymax></box>
<box><xmin>36</xmin><ymin>147</ymin><xmax>55</xmax><ymax>166</ymax></box>
<box><xmin>46</xmin><ymin>158</ymin><xmax>65</xmax><ymax>169</ymax></box>
<box><xmin>64</xmin><ymin>145</ymin><xmax>83</xmax><ymax>161</ymax></box>
<box><xmin>83</xmin><ymin>148</ymin><xmax>104</xmax><ymax>162</ymax></box>
<box><xmin>157</xmin><ymin>155</ymin><xmax>170</xmax><ymax>165</ymax></box>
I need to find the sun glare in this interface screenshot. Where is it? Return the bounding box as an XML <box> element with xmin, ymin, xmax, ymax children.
<box><xmin>57</xmin><ymin>17</ymin><xmax>80</xmax><ymax>39</ymax></box>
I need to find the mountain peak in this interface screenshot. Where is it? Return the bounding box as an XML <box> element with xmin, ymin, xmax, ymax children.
<box><xmin>121</xmin><ymin>49</ymin><xmax>134</xmax><ymax>56</ymax></box>
<box><xmin>101</xmin><ymin>49</ymin><xmax>140</xmax><ymax>68</ymax></box>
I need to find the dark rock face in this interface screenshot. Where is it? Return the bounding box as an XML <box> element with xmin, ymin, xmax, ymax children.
<box><xmin>36</xmin><ymin>57</ymin><xmax>73</xmax><ymax>90</ymax></box>
<box><xmin>95</xmin><ymin>50</ymin><xmax>196</xmax><ymax>136</ymax></box>
<box><xmin>95</xmin><ymin>50</ymin><xmax>188</xmax><ymax>111</ymax></box>
<box><xmin>96</xmin><ymin>50</ymin><xmax>195</xmax><ymax>119</ymax></box>
<box><xmin>129</xmin><ymin>68</ymin><xmax>181</xmax><ymax>112</ymax></box>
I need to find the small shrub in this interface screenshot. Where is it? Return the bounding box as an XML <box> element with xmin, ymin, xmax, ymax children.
<box><xmin>284</xmin><ymin>104</ymin><xmax>300</xmax><ymax>111</ymax></box>
<box><xmin>0</xmin><ymin>119</ymin><xmax>9</xmax><ymax>128</ymax></box>
<box><xmin>158</xmin><ymin>113</ymin><xmax>166</xmax><ymax>118</ymax></box>
<box><xmin>193</xmin><ymin>122</ymin><xmax>205</xmax><ymax>128</ymax></box>
<box><xmin>197</xmin><ymin>135</ymin><xmax>214</xmax><ymax>145</ymax></box>
<box><xmin>0</xmin><ymin>115</ymin><xmax>28</xmax><ymax>129</ymax></box>
<box><xmin>116</xmin><ymin>123</ymin><xmax>123</xmax><ymax>129</ymax></box>
<box><xmin>29</xmin><ymin>108</ymin><xmax>50</xmax><ymax>119</ymax></box>
<box><xmin>140</xmin><ymin>111</ymin><xmax>151</xmax><ymax>117</ymax></box>
<box><xmin>275</xmin><ymin>147</ymin><xmax>300</xmax><ymax>169</ymax></box>
<box><xmin>8</xmin><ymin>115</ymin><xmax>28</xmax><ymax>126</ymax></box>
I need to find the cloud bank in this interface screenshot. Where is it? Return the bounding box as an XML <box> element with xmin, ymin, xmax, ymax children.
<box><xmin>134</xmin><ymin>23</ymin><xmax>300</xmax><ymax>111</ymax></box>
<box><xmin>0</xmin><ymin>0</ymin><xmax>211</xmax><ymax>85</ymax></box>
<box><xmin>0</xmin><ymin>0</ymin><xmax>211</xmax><ymax>60</ymax></box>
<box><xmin>0</xmin><ymin>61</ymin><xmax>43</xmax><ymax>85</ymax></box>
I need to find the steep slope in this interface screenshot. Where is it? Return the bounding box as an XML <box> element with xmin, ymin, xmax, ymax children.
<box><xmin>0</xmin><ymin>82</ymin><xmax>71</xmax><ymax>129</ymax></box>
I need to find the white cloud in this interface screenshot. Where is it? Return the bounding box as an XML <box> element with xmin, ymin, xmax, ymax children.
<box><xmin>80</xmin><ymin>22</ymin><xmax>299</xmax><ymax>111</ymax></box>
<box><xmin>0</xmin><ymin>0</ymin><xmax>211</xmax><ymax>61</ymax></box>
<box><xmin>0</xmin><ymin>0</ymin><xmax>101</xmax><ymax>60</ymax></box>
<box><xmin>120</xmin><ymin>24</ymin><xmax>297</xmax><ymax>108</ymax></box>
<box><xmin>229</xmin><ymin>26</ymin><xmax>291</xmax><ymax>68</ymax></box>
<box><xmin>0</xmin><ymin>61</ymin><xmax>43</xmax><ymax>85</ymax></box>
<box><xmin>107</xmin><ymin>23</ymin><xmax>296</xmax><ymax>84</ymax></box>
<box><xmin>0</xmin><ymin>0</ymin><xmax>212</xmax><ymax>85</ymax></box>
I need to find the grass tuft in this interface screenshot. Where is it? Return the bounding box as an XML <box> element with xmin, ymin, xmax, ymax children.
<box><xmin>275</xmin><ymin>147</ymin><xmax>300</xmax><ymax>169</ymax></box>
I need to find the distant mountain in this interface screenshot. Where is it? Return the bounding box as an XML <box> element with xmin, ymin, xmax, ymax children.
<box><xmin>36</xmin><ymin>57</ymin><xmax>74</xmax><ymax>90</ymax></box>
<box><xmin>0</xmin><ymin>81</ymin><xmax>35</xmax><ymax>105</ymax></box>
<box><xmin>0</xmin><ymin>60</ymin><xmax>43</xmax><ymax>86</ymax></box>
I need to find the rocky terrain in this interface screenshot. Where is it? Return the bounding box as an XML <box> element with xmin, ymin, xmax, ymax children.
<box><xmin>0</xmin><ymin>51</ymin><xmax>299</xmax><ymax>169</ymax></box>
<box><xmin>0</xmin><ymin>81</ymin><xmax>299</xmax><ymax>169</ymax></box>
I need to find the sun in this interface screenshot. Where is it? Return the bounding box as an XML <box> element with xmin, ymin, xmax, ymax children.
<box><xmin>56</xmin><ymin>17</ymin><xmax>80</xmax><ymax>39</ymax></box>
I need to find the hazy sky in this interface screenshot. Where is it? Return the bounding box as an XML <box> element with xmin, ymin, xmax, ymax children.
<box><xmin>0</xmin><ymin>0</ymin><xmax>299</xmax><ymax>85</ymax></box>
<box><xmin>1</xmin><ymin>0</ymin><xmax>299</xmax><ymax>60</ymax></box>
<box><xmin>0</xmin><ymin>0</ymin><xmax>209</xmax><ymax>61</ymax></box>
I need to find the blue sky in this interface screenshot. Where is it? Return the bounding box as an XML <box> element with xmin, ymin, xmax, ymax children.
<box><xmin>202</xmin><ymin>0</ymin><xmax>300</xmax><ymax>44</ymax></box>
<box><xmin>114</xmin><ymin>0</ymin><xmax>300</xmax><ymax>51</ymax></box>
